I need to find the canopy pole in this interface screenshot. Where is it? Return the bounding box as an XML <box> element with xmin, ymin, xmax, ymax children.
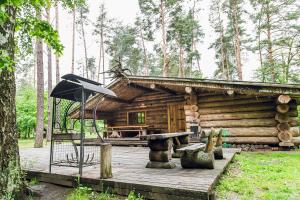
<box><xmin>79</xmin><ymin>89</ymin><xmax>85</xmax><ymax>177</ymax></box>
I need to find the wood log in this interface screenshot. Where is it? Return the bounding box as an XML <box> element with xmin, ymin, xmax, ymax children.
<box><xmin>181</xmin><ymin>151</ymin><xmax>215</xmax><ymax>169</ymax></box>
<box><xmin>277</xmin><ymin>95</ymin><xmax>291</xmax><ymax>104</ymax></box>
<box><xmin>100</xmin><ymin>143</ymin><xmax>112</xmax><ymax>179</ymax></box>
<box><xmin>276</xmin><ymin>104</ymin><xmax>289</xmax><ymax>113</ymax></box>
<box><xmin>198</xmin><ymin>103</ymin><xmax>274</xmax><ymax>114</ymax></box>
<box><xmin>198</xmin><ymin>98</ymin><xmax>272</xmax><ymax>108</ymax></box>
<box><xmin>200</xmin><ymin>111</ymin><xmax>276</xmax><ymax>121</ymax></box>
<box><xmin>291</xmin><ymin>127</ymin><xmax>300</xmax><ymax>137</ymax></box>
<box><xmin>279</xmin><ymin>142</ymin><xmax>294</xmax><ymax>147</ymax></box>
<box><xmin>194</xmin><ymin>112</ymin><xmax>200</xmax><ymax>118</ymax></box>
<box><xmin>185</xmin><ymin>86</ymin><xmax>193</xmax><ymax>94</ymax></box>
<box><xmin>191</xmin><ymin>105</ymin><xmax>198</xmax><ymax>112</ymax></box>
<box><xmin>275</xmin><ymin>113</ymin><xmax>289</xmax><ymax>123</ymax></box>
<box><xmin>289</xmin><ymin>117</ymin><xmax>300</xmax><ymax>126</ymax></box>
<box><xmin>223</xmin><ymin>137</ymin><xmax>279</xmax><ymax>144</ymax></box>
<box><xmin>202</xmin><ymin>127</ymin><xmax>279</xmax><ymax>137</ymax></box>
<box><xmin>198</xmin><ymin>94</ymin><xmax>270</xmax><ymax>103</ymax></box>
<box><xmin>149</xmin><ymin>150</ymin><xmax>171</xmax><ymax>162</ymax></box>
<box><xmin>200</xmin><ymin>118</ymin><xmax>277</xmax><ymax>128</ymax></box>
<box><xmin>205</xmin><ymin>129</ymin><xmax>215</xmax><ymax>153</ymax></box>
<box><xmin>277</xmin><ymin>123</ymin><xmax>290</xmax><ymax>131</ymax></box>
<box><xmin>184</xmin><ymin>110</ymin><xmax>194</xmax><ymax>116</ymax></box>
<box><xmin>227</xmin><ymin>90</ymin><xmax>235</xmax><ymax>96</ymax></box>
<box><xmin>184</xmin><ymin>105</ymin><xmax>192</xmax><ymax>110</ymax></box>
<box><xmin>186</xmin><ymin>116</ymin><xmax>195</xmax><ymax>122</ymax></box>
<box><xmin>278</xmin><ymin>131</ymin><xmax>293</xmax><ymax>142</ymax></box>
<box><xmin>292</xmin><ymin>136</ymin><xmax>300</xmax><ymax>145</ymax></box>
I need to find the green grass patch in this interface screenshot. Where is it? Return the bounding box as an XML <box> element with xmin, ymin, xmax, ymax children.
<box><xmin>215</xmin><ymin>152</ymin><xmax>300</xmax><ymax>200</ymax></box>
<box><xmin>18</xmin><ymin>138</ymin><xmax>48</xmax><ymax>149</ymax></box>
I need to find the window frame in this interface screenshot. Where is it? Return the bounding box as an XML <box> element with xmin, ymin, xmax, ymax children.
<box><xmin>127</xmin><ymin>111</ymin><xmax>146</xmax><ymax>125</ymax></box>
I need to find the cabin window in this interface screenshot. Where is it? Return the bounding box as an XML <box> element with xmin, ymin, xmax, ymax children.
<box><xmin>128</xmin><ymin>112</ymin><xmax>145</xmax><ymax>125</ymax></box>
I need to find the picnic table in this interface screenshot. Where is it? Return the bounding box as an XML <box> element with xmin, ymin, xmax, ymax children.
<box><xmin>106</xmin><ymin>125</ymin><xmax>149</xmax><ymax>138</ymax></box>
<box><xmin>140</xmin><ymin>132</ymin><xmax>193</xmax><ymax>169</ymax></box>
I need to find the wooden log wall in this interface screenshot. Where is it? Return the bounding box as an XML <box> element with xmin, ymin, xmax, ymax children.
<box><xmin>275</xmin><ymin>95</ymin><xmax>299</xmax><ymax>147</ymax></box>
<box><xmin>198</xmin><ymin>93</ymin><xmax>299</xmax><ymax>145</ymax></box>
<box><xmin>108</xmin><ymin>92</ymin><xmax>185</xmax><ymax>132</ymax></box>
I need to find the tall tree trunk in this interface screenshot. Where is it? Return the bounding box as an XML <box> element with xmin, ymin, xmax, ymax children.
<box><xmin>46</xmin><ymin>8</ymin><xmax>52</xmax><ymax>142</ymax></box>
<box><xmin>34</xmin><ymin>11</ymin><xmax>44</xmax><ymax>148</ymax></box>
<box><xmin>33</xmin><ymin>39</ymin><xmax>37</xmax><ymax>88</ymax></box>
<box><xmin>140</xmin><ymin>27</ymin><xmax>149</xmax><ymax>76</ymax></box>
<box><xmin>0</xmin><ymin>5</ymin><xmax>25</xmax><ymax>199</ymax></box>
<box><xmin>160</xmin><ymin>0</ymin><xmax>168</xmax><ymax>77</ymax></box>
<box><xmin>55</xmin><ymin>2</ymin><xmax>60</xmax><ymax>84</ymax></box>
<box><xmin>97</xmin><ymin>40</ymin><xmax>102</xmax><ymax>82</ymax></box>
<box><xmin>232</xmin><ymin>0</ymin><xmax>243</xmax><ymax>80</ymax></box>
<box><xmin>80</xmin><ymin>9</ymin><xmax>88</xmax><ymax>79</ymax></box>
<box><xmin>101</xmin><ymin>29</ymin><xmax>105</xmax><ymax>85</ymax></box>
<box><xmin>71</xmin><ymin>5</ymin><xmax>75</xmax><ymax>74</ymax></box>
<box><xmin>266</xmin><ymin>3</ymin><xmax>275</xmax><ymax>82</ymax></box>
<box><xmin>178</xmin><ymin>45</ymin><xmax>184</xmax><ymax>78</ymax></box>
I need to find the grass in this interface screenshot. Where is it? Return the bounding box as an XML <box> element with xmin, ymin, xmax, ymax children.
<box><xmin>215</xmin><ymin>151</ymin><xmax>300</xmax><ymax>200</ymax></box>
<box><xmin>18</xmin><ymin>138</ymin><xmax>48</xmax><ymax>149</ymax></box>
<box><xmin>66</xmin><ymin>185</ymin><xmax>143</xmax><ymax>200</ymax></box>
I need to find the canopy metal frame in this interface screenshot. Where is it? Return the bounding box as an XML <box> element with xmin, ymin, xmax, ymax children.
<box><xmin>49</xmin><ymin>74</ymin><xmax>116</xmax><ymax>177</ymax></box>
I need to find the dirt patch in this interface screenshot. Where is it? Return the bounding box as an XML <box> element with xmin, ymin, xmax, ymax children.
<box><xmin>28</xmin><ymin>182</ymin><xmax>71</xmax><ymax>200</ymax></box>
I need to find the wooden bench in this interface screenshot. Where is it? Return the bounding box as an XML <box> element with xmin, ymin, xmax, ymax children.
<box><xmin>106</xmin><ymin>125</ymin><xmax>149</xmax><ymax>138</ymax></box>
<box><xmin>177</xmin><ymin>129</ymin><xmax>224</xmax><ymax>169</ymax></box>
<box><xmin>140</xmin><ymin>132</ymin><xmax>193</xmax><ymax>169</ymax></box>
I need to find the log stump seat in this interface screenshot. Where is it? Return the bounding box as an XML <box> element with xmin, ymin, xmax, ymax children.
<box><xmin>141</xmin><ymin>132</ymin><xmax>193</xmax><ymax>169</ymax></box>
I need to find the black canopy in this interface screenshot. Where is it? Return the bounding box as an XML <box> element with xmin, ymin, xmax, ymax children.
<box><xmin>50</xmin><ymin>74</ymin><xmax>116</xmax><ymax>102</ymax></box>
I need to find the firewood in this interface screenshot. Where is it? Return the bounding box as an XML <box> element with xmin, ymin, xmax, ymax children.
<box><xmin>278</xmin><ymin>131</ymin><xmax>292</xmax><ymax>142</ymax></box>
<box><xmin>275</xmin><ymin>113</ymin><xmax>289</xmax><ymax>123</ymax></box>
<box><xmin>277</xmin><ymin>123</ymin><xmax>290</xmax><ymax>131</ymax></box>
<box><xmin>191</xmin><ymin>105</ymin><xmax>198</xmax><ymax>112</ymax></box>
<box><xmin>277</xmin><ymin>95</ymin><xmax>291</xmax><ymax>104</ymax></box>
<box><xmin>276</xmin><ymin>104</ymin><xmax>289</xmax><ymax>113</ymax></box>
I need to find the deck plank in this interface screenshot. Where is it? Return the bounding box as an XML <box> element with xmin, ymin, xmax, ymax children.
<box><xmin>20</xmin><ymin>146</ymin><xmax>239</xmax><ymax>200</ymax></box>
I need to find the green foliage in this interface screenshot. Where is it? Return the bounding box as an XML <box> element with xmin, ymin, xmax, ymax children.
<box><xmin>16</xmin><ymin>83</ymin><xmax>48</xmax><ymax>138</ymax></box>
<box><xmin>28</xmin><ymin>178</ymin><xmax>39</xmax><ymax>186</ymax></box>
<box><xmin>126</xmin><ymin>191</ymin><xmax>143</xmax><ymax>200</ymax></box>
<box><xmin>67</xmin><ymin>185</ymin><xmax>118</xmax><ymax>200</ymax></box>
<box><xmin>216</xmin><ymin>152</ymin><xmax>300</xmax><ymax>200</ymax></box>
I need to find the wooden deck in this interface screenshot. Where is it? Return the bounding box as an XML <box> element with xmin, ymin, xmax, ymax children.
<box><xmin>20</xmin><ymin>146</ymin><xmax>239</xmax><ymax>200</ymax></box>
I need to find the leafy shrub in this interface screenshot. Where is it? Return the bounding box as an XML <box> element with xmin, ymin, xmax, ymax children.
<box><xmin>126</xmin><ymin>191</ymin><xmax>143</xmax><ymax>200</ymax></box>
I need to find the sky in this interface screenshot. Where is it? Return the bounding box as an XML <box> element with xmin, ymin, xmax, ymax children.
<box><xmin>52</xmin><ymin>0</ymin><xmax>259</xmax><ymax>84</ymax></box>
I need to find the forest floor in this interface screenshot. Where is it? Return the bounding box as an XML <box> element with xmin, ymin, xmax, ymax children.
<box><xmin>215</xmin><ymin>151</ymin><xmax>300</xmax><ymax>200</ymax></box>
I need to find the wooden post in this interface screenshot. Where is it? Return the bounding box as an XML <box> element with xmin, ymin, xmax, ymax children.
<box><xmin>100</xmin><ymin>143</ymin><xmax>112</xmax><ymax>179</ymax></box>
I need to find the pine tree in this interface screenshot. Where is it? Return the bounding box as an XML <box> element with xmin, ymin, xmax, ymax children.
<box><xmin>138</xmin><ymin>0</ymin><xmax>183</xmax><ymax>77</ymax></box>
<box><xmin>94</xmin><ymin>4</ymin><xmax>112</xmax><ymax>84</ymax></box>
<box><xmin>34</xmin><ymin>9</ymin><xmax>44</xmax><ymax>148</ymax></box>
<box><xmin>46</xmin><ymin>7</ymin><xmax>53</xmax><ymax>142</ymax></box>
<box><xmin>76</xmin><ymin>4</ymin><xmax>89</xmax><ymax>78</ymax></box>
<box><xmin>224</xmin><ymin>0</ymin><xmax>245</xmax><ymax>80</ymax></box>
<box><xmin>251</xmin><ymin>0</ymin><xmax>300</xmax><ymax>83</ymax></box>
<box><xmin>209</xmin><ymin>0</ymin><xmax>235</xmax><ymax>80</ymax></box>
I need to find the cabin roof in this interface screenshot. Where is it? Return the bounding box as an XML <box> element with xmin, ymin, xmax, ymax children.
<box><xmin>76</xmin><ymin>75</ymin><xmax>300</xmax><ymax>114</ymax></box>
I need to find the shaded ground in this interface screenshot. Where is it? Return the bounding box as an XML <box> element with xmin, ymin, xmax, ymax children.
<box><xmin>27</xmin><ymin>182</ymin><xmax>71</xmax><ymax>200</ymax></box>
<box><xmin>215</xmin><ymin>151</ymin><xmax>300</xmax><ymax>200</ymax></box>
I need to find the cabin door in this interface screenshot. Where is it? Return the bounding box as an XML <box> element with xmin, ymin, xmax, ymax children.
<box><xmin>168</xmin><ymin>104</ymin><xmax>186</xmax><ymax>133</ymax></box>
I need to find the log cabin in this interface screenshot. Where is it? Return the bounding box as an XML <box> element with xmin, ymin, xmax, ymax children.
<box><xmin>72</xmin><ymin>75</ymin><xmax>300</xmax><ymax>147</ymax></box>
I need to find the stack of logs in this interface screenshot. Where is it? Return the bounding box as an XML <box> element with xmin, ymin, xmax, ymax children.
<box><xmin>276</xmin><ymin>95</ymin><xmax>300</xmax><ymax>146</ymax></box>
<box><xmin>198</xmin><ymin>93</ymin><xmax>300</xmax><ymax>146</ymax></box>
<box><xmin>184</xmin><ymin>87</ymin><xmax>200</xmax><ymax>133</ymax></box>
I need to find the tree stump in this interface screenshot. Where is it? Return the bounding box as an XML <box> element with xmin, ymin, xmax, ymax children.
<box><xmin>146</xmin><ymin>138</ymin><xmax>176</xmax><ymax>169</ymax></box>
<box><xmin>100</xmin><ymin>143</ymin><xmax>112</xmax><ymax>179</ymax></box>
